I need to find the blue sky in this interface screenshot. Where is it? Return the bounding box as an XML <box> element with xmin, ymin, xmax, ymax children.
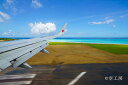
<box><xmin>0</xmin><ymin>0</ymin><xmax>128</xmax><ymax>38</ymax></box>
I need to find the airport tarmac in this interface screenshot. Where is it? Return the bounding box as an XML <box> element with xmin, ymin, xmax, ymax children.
<box><xmin>0</xmin><ymin>63</ymin><xmax>128</xmax><ymax>85</ymax></box>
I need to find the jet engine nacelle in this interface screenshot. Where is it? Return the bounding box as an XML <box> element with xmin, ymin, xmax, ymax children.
<box><xmin>41</xmin><ymin>49</ymin><xmax>49</xmax><ymax>54</ymax></box>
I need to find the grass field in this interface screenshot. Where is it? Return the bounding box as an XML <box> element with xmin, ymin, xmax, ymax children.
<box><xmin>0</xmin><ymin>39</ymin><xmax>127</xmax><ymax>54</ymax></box>
<box><xmin>85</xmin><ymin>44</ymin><xmax>128</xmax><ymax>54</ymax></box>
<box><xmin>27</xmin><ymin>42</ymin><xmax>128</xmax><ymax>65</ymax></box>
<box><xmin>50</xmin><ymin>42</ymin><xmax>128</xmax><ymax>54</ymax></box>
<box><xmin>1</xmin><ymin>39</ymin><xmax>128</xmax><ymax>64</ymax></box>
<box><xmin>0</xmin><ymin>38</ymin><xmax>16</xmax><ymax>41</ymax></box>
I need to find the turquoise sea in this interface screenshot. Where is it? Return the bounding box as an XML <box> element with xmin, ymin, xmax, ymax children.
<box><xmin>50</xmin><ymin>38</ymin><xmax>128</xmax><ymax>44</ymax></box>
<box><xmin>2</xmin><ymin>37</ymin><xmax>128</xmax><ymax>44</ymax></box>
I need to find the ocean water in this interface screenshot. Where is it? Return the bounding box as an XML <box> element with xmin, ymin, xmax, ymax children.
<box><xmin>2</xmin><ymin>37</ymin><xmax>128</xmax><ymax>44</ymax></box>
<box><xmin>50</xmin><ymin>38</ymin><xmax>128</xmax><ymax>44</ymax></box>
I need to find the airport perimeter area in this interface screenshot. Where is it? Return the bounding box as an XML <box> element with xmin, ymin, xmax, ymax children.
<box><xmin>0</xmin><ymin>42</ymin><xmax>128</xmax><ymax>85</ymax></box>
<box><xmin>0</xmin><ymin>64</ymin><xmax>128</xmax><ymax>85</ymax></box>
<box><xmin>27</xmin><ymin>42</ymin><xmax>128</xmax><ymax>65</ymax></box>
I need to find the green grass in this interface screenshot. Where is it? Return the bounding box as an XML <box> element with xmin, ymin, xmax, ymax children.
<box><xmin>49</xmin><ymin>42</ymin><xmax>83</xmax><ymax>45</ymax></box>
<box><xmin>86</xmin><ymin>44</ymin><xmax>128</xmax><ymax>54</ymax></box>
<box><xmin>49</xmin><ymin>42</ymin><xmax>128</xmax><ymax>54</ymax></box>
<box><xmin>0</xmin><ymin>38</ymin><xmax>16</xmax><ymax>41</ymax></box>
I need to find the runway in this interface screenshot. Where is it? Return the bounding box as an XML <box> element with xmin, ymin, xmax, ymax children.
<box><xmin>0</xmin><ymin>63</ymin><xmax>128</xmax><ymax>85</ymax></box>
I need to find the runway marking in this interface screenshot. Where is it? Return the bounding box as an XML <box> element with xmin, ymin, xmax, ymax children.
<box><xmin>0</xmin><ymin>74</ymin><xmax>36</xmax><ymax>80</ymax></box>
<box><xmin>0</xmin><ymin>74</ymin><xmax>36</xmax><ymax>85</ymax></box>
<box><xmin>0</xmin><ymin>81</ymin><xmax>32</xmax><ymax>85</ymax></box>
<box><xmin>67</xmin><ymin>72</ymin><xmax>86</xmax><ymax>85</ymax></box>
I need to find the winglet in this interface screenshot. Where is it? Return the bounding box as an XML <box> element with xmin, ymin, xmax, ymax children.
<box><xmin>60</xmin><ymin>23</ymin><xmax>67</xmax><ymax>33</ymax></box>
<box><xmin>43</xmin><ymin>23</ymin><xmax>67</xmax><ymax>39</ymax></box>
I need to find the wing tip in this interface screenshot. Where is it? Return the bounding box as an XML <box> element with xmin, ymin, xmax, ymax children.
<box><xmin>61</xmin><ymin>23</ymin><xmax>67</xmax><ymax>33</ymax></box>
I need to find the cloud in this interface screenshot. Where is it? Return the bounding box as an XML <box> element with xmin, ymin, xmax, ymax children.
<box><xmin>0</xmin><ymin>11</ymin><xmax>10</xmax><ymax>22</ymax></box>
<box><xmin>29</xmin><ymin>22</ymin><xmax>56</xmax><ymax>35</ymax></box>
<box><xmin>6</xmin><ymin>0</ymin><xmax>14</xmax><ymax>5</ymax></box>
<box><xmin>3</xmin><ymin>0</ymin><xmax>18</xmax><ymax>14</ymax></box>
<box><xmin>120</xmin><ymin>14</ymin><xmax>128</xmax><ymax>18</ymax></box>
<box><xmin>0</xmin><ymin>11</ymin><xmax>10</xmax><ymax>19</ymax></box>
<box><xmin>2</xmin><ymin>30</ymin><xmax>15</xmax><ymax>36</ymax></box>
<box><xmin>3</xmin><ymin>0</ymin><xmax>14</xmax><ymax>9</ymax></box>
<box><xmin>89</xmin><ymin>19</ymin><xmax>114</xmax><ymax>24</ymax></box>
<box><xmin>32</xmin><ymin>0</ymin><xmax>42</xmax><ymax>8</ymax></box>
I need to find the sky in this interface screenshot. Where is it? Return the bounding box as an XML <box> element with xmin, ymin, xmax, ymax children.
<box><xmin>0</xmin><ymin>0</ymin><xmax>128</xmax><ymax>38</ymax></box>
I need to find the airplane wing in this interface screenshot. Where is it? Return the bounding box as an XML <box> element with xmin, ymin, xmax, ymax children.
<box><xmin>0</xmin><ymin>24</ymin><xmax>67</xmax><ymax>72</ymax></box>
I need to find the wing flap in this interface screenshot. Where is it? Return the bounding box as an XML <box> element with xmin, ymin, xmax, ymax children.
<box><xmin>13</xmin><ymin>43</ymin><xmax>48</xmax><ymax>67</ymax></box>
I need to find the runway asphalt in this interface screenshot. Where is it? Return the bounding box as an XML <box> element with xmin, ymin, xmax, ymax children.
<box><xmin>0</xmin><ymin>63</ymin><xmax>128</xmax><ymax>85</ymax></box>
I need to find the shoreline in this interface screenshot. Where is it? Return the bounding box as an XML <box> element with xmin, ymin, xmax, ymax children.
<box><xmin>0</xmin><ymin>40</ymin><xmax>4</xmax><ymax>42</ymax></box>
<box><xmin>0</xmin><ymin>38</ymin><xmax>128</xmax><ymax>45</ymax></box>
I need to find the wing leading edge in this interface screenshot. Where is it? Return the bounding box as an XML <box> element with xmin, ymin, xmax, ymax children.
<box><xmin>0</xmin><ymin>24</ymin><xmax>67</xmax><ymax>72</ymax></box>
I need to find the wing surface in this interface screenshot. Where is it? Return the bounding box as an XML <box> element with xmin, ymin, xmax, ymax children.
<box><xmin>0</xmin><ymin>24</ymin><xmax>67</xmax><ymax>71</ymax></box>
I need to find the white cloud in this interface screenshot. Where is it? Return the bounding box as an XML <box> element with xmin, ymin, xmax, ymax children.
<box><xmin>89</xmin><ymin>19</ymin><xmax>114</xmax><ymax>24</ymax></box>
<box><xmin>3</xmin><ymin>0</ymin><xmax>14</xmax><ymax>9</ymax></box>
<box><xmin>104</xmin><ymin>17</ymin><xmax>109</xmax><ymax>19</ymax></box>
<box><xmin>0</xmin><ymin>11</ymin><xmax>10</xmax><ymax>20</ymax></box>
<box><xmin>29</xmin><ymin>22</ymin><xmax>56</xmax><ymax>35</ymax></box>
<box><xmin>3</xmin><ymin>0</ymin><xmax>18</xmax><ymax>14</ymax></box>
<box><xmin>6</xmin><ymin>0</ymin><xmax>14</xmax><ymax>5</ymax></box>
<box><xmin>2</xmin><ymin>30</ymin><xmax>15</xmax><ymax>36</ymax></box>
<box><xmin>32</xmin><ymin>0</ymin><xmax>42</xmax><ymax>8</ymax></box>
<box><xmin>2</xmin><ymin>32</ymin><xmax>9</xmax><ymax>35</ymax></box>
<box><xmin>0</xmin><ymin>11</ymin><xmax>10</xmax><ymax>22</ymax></box>
<box><xmin>120</xmin><ymin>14</ymin><xmax>128</xmax><ymax>18</ymax></box>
